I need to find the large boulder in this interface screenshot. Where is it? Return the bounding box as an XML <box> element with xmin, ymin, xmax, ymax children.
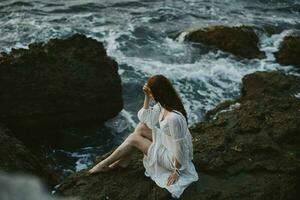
<box><xmin>275</xmin><ymin>36</ymin><xmax>300</xmax><ymax>68</ymax></box>
<box><xmin>56</xmin><ymin>71</ymin><xmax>300</xmax><ymax>200</ymax></box>
<box><xmin>182</xmin><ymin>25</ymin><xmax>265</xmax><ymax>59</ymax></box>
<box><xmin>192</xmin><ymin>71</ymin><xmax>300</xmax><ymax>199</ymax></box>
<box><xmin>0</xmin><ymin>123</ymin><xmax>59</xmax><ymax>187</ymax></box>
<box><xmin>0</xmin><ymin>34</ymin><xmax>123</xmax><ymax>145</ymax></box>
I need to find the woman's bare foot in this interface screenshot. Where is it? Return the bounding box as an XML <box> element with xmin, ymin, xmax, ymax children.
<box><xmin>108</xmin><ymin>158</ymin><xmax>130</xmax><ymax>169</ymax></box>
<box><xmin>88</xmin><ymin>161</ymin><xmax>111</xmax><ymax>174</ymax></box>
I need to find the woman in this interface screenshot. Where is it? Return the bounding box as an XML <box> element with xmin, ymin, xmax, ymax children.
<box><xmin>88</xmin><ymin>74</ymin><xmax>199</xmax><ymax>199</ymax></box>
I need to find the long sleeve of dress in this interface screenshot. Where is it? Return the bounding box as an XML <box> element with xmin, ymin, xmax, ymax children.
<box><xmin>137</xmin><ymin>103</ymin><xmax>161</xmax><ymax>129</ymax></box>
<box><xmin>168</xmin><ymin>114</ymin><xmax>194</xmax><ymax>171</ymax></box>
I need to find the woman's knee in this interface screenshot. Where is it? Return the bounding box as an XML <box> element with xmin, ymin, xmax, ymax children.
<box><xmin>134</xmin><ymin>122</ymin><xmax>150</xmax><ymax>136</ymax></box>
<box><xmin>134</xmin><ymin>122</ymin><xmax>151</xmax><ymax>133</ymax></box>
<box><xmin>125</xmin><ymin>134</ymin><xmax>140</xmax><ymax>147</ymax></box>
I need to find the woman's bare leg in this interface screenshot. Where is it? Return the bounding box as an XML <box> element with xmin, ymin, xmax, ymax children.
<box><xmin>108</xmin><ymin>122</ymin><xmax>153</xmax><ymax>169</ymax></box>
<box><xmin>88</xmin><ymin>122</ymin><xmax>152</xmax><ymax>173</ymax></box>
<box><xmin>108</xmin><ymin>151</ymin><xmax>133</xmax><ymax>169</ymax></box>
<box><xmin>88</xmin><ymin>137</ymin><xmax>134</xmax><ymax>173</ymax></box>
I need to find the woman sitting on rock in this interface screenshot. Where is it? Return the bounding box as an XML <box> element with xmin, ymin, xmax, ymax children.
<box><xmin>88</xmin><ymin>74</ymin><xmax>199</xmax><ymax>199</ymax></box>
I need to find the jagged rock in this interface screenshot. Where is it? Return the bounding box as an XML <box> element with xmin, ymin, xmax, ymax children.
<box><xmin>262</xmin><ymin>25</ymin><xmax>284</xmax><ymax>36</ymax></box>
<box><xmin>241</xmin><ymin>70</ymin><xmax>300</xmax><ymax>99</ymax></box>
<box><xmin>275</xmin><ymin>36</ymin><xmax>300</xmax><ymax>68</ymax></box>
<box><xmin>56</xmin><ymin>71</ymin><xmax>300</xmax><ymax>200</ymax></box>
<box><xmin>0</xmin><ymin>123</ymin><xmax>59</xmax><ymax>187</ymax></box>
<box><xmin>56</xmin><ymin>148</ymin><xmax>173</xmax><ymax>200</ymax></box>
<box><xmin>0</xmin><ymin>34</ymin><xmax>123</xmax><ymax>145</ymax></box>
<box><xmin>182</xmin><ymin>25</ymin><xmax>265</xmax><ymax>59</ymax></box>
<box><xmin>191</xmin><ymin>71</ymin><xmax>300</xmax><ymax>199</ymax></box>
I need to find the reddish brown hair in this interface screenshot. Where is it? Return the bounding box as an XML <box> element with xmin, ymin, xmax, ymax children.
<box><xmin>147</xmin><ymin>74</ymin><xmax>188</xmax><ymax>125</ymax></box>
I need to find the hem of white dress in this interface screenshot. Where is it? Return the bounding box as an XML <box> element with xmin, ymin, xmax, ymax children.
<box><xmin>142</xmin><ymin>126</ymin><xmax>199</xmax><ymax>199</ymax></box>
<box><xmin>144</xmin><ymin>170</ymin><xmax>199</xmax><ymax>199</ymax></box>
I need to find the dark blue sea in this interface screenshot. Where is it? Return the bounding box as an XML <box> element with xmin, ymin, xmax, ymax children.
<box><xmin>0</xmin><ymin>0</ymin><xmax>299</xmax><ymax>177</ymax></box>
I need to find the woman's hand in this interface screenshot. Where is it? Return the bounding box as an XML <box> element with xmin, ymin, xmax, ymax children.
<box><xmin>166</xmin><ymin>171</ymin><xmax>179</xmax><ymax>186</ymax></box>
<box><xmin>143</xmin><ymin>83</ymin><xmax>152</xmax><ymax>98</ymax></box>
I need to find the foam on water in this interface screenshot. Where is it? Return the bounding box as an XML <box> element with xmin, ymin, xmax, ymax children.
<box><xmin>212</xmin><ymin>102</ymin><xmax>241</xmax><ymax>120</ymax></box>
<box><xmin>105</xmin><ymin>109</ymin><xmax>138</xmax><ymax>134</ymax></box>
<box><xmin>294</xmin><ymin>93</ymin><xmax>300</xmax><ymax>99</ymax></box>
<box><xmin>102</xmin><ymin>27</ymin><xmax>299</xmax><ymax>125</ymax></box>
<box><xmin>1</xmin><ymin>0</ymin><xmax>299</xmax><ymax>176</ymax></box>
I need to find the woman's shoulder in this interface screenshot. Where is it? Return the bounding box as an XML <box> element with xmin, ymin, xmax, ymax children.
<box><xmin>169</xmin><ymin>110</ymin><xmax>189</xmax><ymax>127</ymax></box>
<box><xmin>168</xmin><ymin>110</ymin><xmax>184</xmax><ymax>123</ymax></box>
<box><xmin>171</xmin><ymin>109</ymin><xmax>184</xmax><ymax>117</ymax></box>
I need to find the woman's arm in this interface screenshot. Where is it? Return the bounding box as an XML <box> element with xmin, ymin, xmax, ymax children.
<box><xmin>172</xmin><ymin>157</ymin><xmax>181</xmax><ymax>169</ymax></box>
<box><xmin>143</xmin><ymin>82</ymin><xmax>152</xmax><ymax>109</ymax></box>
<box><xmin>168</xmin><ymin>114</ymin><xmax>187</xmax><ymax>169</ymax></box>
<box><xmin>143</xmin><ymin>94</ymin><xmax>151</xmax><ymax>109</ymax></box>
<box><xmin>167</xmin><ymin>156</ymin><xmax>181</xmax><ymax>186</ymax></box>
<box><xmin>137</xmin><ymin>84</ymin><xmax>160</xmax><ymax>129</ymax></box>
<box><xmin>167</xmin><ymin>114</ymin><xmax>187</xmax><ymax>186</ymax></box>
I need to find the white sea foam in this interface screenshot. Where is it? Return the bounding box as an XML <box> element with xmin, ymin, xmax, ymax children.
<box><xmin>294</xmin><ymin>93</ymin><xmax>300</xmax><ymax>99</ymax></box>
<box><xmin>176</xmin><ymin>31</ymin><xmax>188</xmax><ymax>42</ymax></box>
<box><xmin>212</xmin><ymin>102</ymin><xmax>241</xmax><ymax>120</ymax></box>
<box><xmin>105</xmin><ymin>109</ymin><xmax>137</xmax><ymax>132</ymax></box>
<box><xmin>259</xmin><ymin>29</ymin><xmax>294</xmax><ymax>61</ymax></box>
<box><xmin>74</xmin><ymin>158</ymin><xmax>90</xmax><ymax>172</ymax></box>
<box><xmin>1</xmin><ymin>0</ymin><xmax>300</xmax><ymax>173</ymax></box>
<box><xmin>105</xmin><ymin>25</ymin><xmax>300</xmax><ymax>124</ymax></box>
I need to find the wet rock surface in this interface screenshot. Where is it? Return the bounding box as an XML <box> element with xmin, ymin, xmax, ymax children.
<box><xmin>0</xmin><ymin>123</ymin><xmax>59</xmax><ymax>187</ymax></box>
<box><xmin>0</xmin><ymin>34</ymin><xmax>124</xmax><ymax>189</ymax></box>
<box><xmin>275</xmin><ymin>36</ymin><xmax>300</xmax><ymax>68</ymax></box>
<box><xmin>56</xmin><ymin>71</ymin><xmax>300</xmax><ymax>200</ymax></box>
<box><xmin>183</xmin><ymin>25</ymin><xmax>265</xmax><ymax>59</ymax></box>
<box><xmin>0</xmin><ymin>34</ymin><xmax>123</xmax><ymax>146</ymax></box>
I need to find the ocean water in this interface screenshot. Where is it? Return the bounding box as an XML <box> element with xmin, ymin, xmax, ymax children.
<box><xmin>0</xmin><ymin>0</ymin><xmax>300</xmax><ymax>177</ymax></box>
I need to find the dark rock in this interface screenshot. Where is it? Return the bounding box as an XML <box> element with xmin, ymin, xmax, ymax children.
<box><xmin>56</xmin><ymin>71</ymin><xmax>300</xmax><ymax>200</ymax></box>
<box><xmin>191</xmin><ymin>71</ymin><xmax>300</xmax><ymax>199</ymax></box>
<box><xmin>0</xmin><ymin>33</ymin><xmax>123</xmax><ymax>145</ymax></box>
<box><xmin>203</xmin><ymin>99</ymin><xmax>236</xmax><ymax>121</ymax></box>
<box><xmin>241</xmin><ymin>70</ymin><xmax>300</xmax><ymax>99</ymax></box>
<box><xmin>56</xmin><ymin>148</ymin><xmax>172</xmax><ymax>200</ymax></box>
<box><xmin>0</xmin><ymin>123</ymin><xmax>59</xmax><ymax>187</ymax></box>
<box><xmin>262</xmin><ymin>25</ymin><xmax>284</xmax><ymax>36</ymax></box>
<box><xmin>183</xmin><ymin>25</ymin><xmax>265</xmax><ymax>59</ymax></box>
<box><xmin>275</xmin><ymin>36</ymin><xmax>300</xmax><ymax>68</ymax></box>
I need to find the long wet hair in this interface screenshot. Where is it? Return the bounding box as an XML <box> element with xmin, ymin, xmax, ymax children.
<box><xmin>147</xmin><ymin>74</ymin><xmax>188</xmax><ymax>126</ymax></box>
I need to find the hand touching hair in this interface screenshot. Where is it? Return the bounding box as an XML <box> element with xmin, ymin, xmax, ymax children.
<box><xmin>146</xmin><ymin>74</ymin><xmax>188</xmax><ymax>125</ymax></box>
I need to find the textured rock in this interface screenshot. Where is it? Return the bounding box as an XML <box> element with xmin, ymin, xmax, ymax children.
<box><xmin>262</xmin><ymin>25</ymin><xmax>284</xmax><ymax>36</ymax></box>
<box><xmin>0</xmin><ymin>34</ymin><xmax>123</xmax><ymax>145</ymax></box>
<box><xmin>0</xmin><ymin>123</ymin><xmax>59</xmax><ymax>187</ymax></box>
<box><xmin>191</xmin><ymin>71</ymin><xmax>300</xmax><ymax>199</ymax></box>
<box><xmin>183</xmin><ymin>25</ymin><xmax>265</xmax><ymax>59</ymax></box>
<box><xmin>275</xmin><ymin>36</ymin><xmax>300</xmax><ymax>68</ymax></box>
<box><xmin>56</xmin><ymin>149</ymin><xmax>173</xmax><ymax>200</ymax></box>
<box><xmin>56</xmin><ymin>71</ymin><xmax>300</xmax><ymax>200</ymax></box>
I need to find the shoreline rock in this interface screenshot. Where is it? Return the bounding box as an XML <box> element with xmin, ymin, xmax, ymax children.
<box><xmin>0</xmin><ymin>33</ymin><xmax>123</xmax><ymax>146</ymax></box>
<box><xmin>275</xmin><ymin>36</ymin><xmax>300</xmax><ymax>68</ymax></box>
<box><xmin>181</xmin><ymin>25</ymin><xmax>266</xmax><ymax>59</ymax></box>
<box><xmin>0</xmin><ymin>123</ymin><xmax>59</xmax><ymax>187</ymax></box>
<box><xmin>0</xmin><ymin>34</ymin><xmax>125</xmax><ymax>189</ymax></box>
<box><xmin>56</xmin><ymin>71</ymin><xmax>300</xmax><ymax>200</ymax></box>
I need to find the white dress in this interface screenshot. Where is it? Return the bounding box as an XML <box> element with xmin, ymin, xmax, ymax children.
<box><xmin>137</xmin><ymin>102</ymin><xmax>199</xmax><ymax>199</ymax></box>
